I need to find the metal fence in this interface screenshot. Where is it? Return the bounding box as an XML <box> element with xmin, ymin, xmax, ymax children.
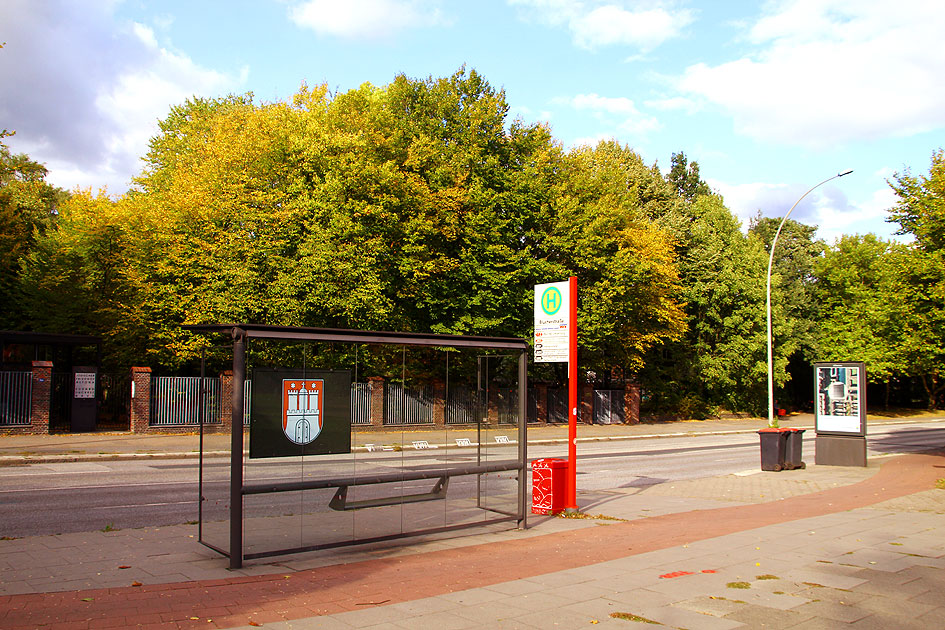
<box><xmin>98</xmin><ymin>373</ymin><xmax>131</xmax><ymax>430</ymax></box>
<box><xmin>49</xmin><ymin>372</ymin><xmax>71</xmax><ymax>431</ymax></box>
<box><xmin>151</xmin><ymin>376</ymin><xmax>222</xmax><ymax>426</ymax></box>
<box><xmin>494</xmin><ymin>387</ymin><xmax>518</xmax><ymax>425</ymax></box>
<box><xmin>351</xmin><ymin>382</ymin><xmax>371</xmax><ymax>425</ymax></box>
<box><xmin>594</xmin><ymin>389</ymin><xmax>625</xmax><ymax>425</ymax></box>
<box><xmin>546</xmin><ymin>387</ymin><xmax>567</xmax><ymax>424</ymax></box>
<box><xmin>0</xmin><ymin>371</ymin><xmax>31</xmax><ymax>426</ymax></box>
<box><xmin>384</xmin><ymin>383</ymin><xmax>433</xmax><ymax>425</ymax></box>
<box><xmin>446</xmin><ymin>387</ymin><xmax>481</xmax><ymax>424</ymax></box>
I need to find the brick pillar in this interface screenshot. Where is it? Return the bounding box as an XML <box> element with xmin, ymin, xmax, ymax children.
<box><xmin>220</xmin><ymin>370</ymin><xmax>233</xmax><ymax>432</ymax></box>
<box><xmin>487</xmin><ymin>387</ymin><xmax>498</xmax><ymax>425</ymax></box>
<box><xmin>28</xmin><ymin>361</ymin><xmax>53</xmax><ymax>434</ymax></box>
<box><xmin>432</xmin><ymin>380</ymin><xmax>446</xmax><ymax>427</ymax></box>
<box><xmin>368</xmin><ymin>376</ymin><xmax>385</xmax><ymax>427</ymax></box>
<box><xmin>130</xmin><ymin>367</ymin><xmax>152</xmax><ymax>433</ymax></box>
<box><xmin>581</xmin><ymin>384</ymin><xmax>594</xmax><ymax>424</ymax></box>
<box><xmin>624</xmin><ymin>381</ymin><xmax>641</xmax><ymax>425</ymax></box>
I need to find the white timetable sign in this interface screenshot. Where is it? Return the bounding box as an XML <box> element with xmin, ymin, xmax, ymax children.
<box><xmin>534</xmin><ymin>281</ymin><xmax>570</xmax><ymax>363</ymax></box>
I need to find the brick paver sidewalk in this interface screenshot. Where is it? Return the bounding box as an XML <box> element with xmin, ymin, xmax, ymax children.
<box><xmin>1</xmin><ymin>452</ymin><xmax>942</xmax><ymax>630</ymax></box>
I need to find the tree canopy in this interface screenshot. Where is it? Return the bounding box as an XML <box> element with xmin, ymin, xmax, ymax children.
<box><xmin>4</xmin><ymin>68</ymin><xmax>943</xmax><ymax>414</ymax></box>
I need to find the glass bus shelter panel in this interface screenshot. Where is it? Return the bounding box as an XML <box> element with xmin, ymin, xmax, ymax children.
<box><xmin>474</xmin><ymin>353</ymin><xmax>522</xmax><ymax>520</ymax></box>
<box><xmin>242</xmin><ymin>345</ymin><xmax>360</xmax><ymax>558</ymax></box>
<box><xmin>198</xmin><ymin>426</ymin><xmax>231</xmax><ymax>556</ymax></box>
<box><xmin>346</xmin><ymin>344</ymin><xmax>411</xmax><ymax>542</ymax></box>
<box><xmin>396</xmin><ymin>346</ymin><xmax>451</xmax><ymax>536</ymax></box>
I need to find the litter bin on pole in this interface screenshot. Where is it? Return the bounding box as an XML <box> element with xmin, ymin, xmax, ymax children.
<box><xmin>783</xmin><ymin>428</ymin><xmax>806</xmax><ymax>470</ymax></box>
<box><xmin>532</xmin><ymin>458</ymin><xmax>568</xmax><ymax>515</ymax></box>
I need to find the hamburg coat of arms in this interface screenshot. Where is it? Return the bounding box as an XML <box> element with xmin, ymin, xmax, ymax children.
<box><xmin>282</xmin><ymin>379</ymin><xmax>324</xmax><ymax>445</ymax></box>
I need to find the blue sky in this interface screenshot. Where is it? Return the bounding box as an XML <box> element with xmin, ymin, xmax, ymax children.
<box><xmin>3</xmin><ymin>0</ymin><xmax>944</xmax><ymax>242</ymax></box>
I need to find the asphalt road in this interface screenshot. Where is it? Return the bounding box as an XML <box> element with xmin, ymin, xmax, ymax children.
<box><xmin>1</xmin><ymin>422</ymin><xmax>943</xmax><ymax>538</ymax></box>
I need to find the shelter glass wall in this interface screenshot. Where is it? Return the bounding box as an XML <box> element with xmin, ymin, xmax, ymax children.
<box><xmin>197</xmin><ymin>331</ymin><xmax>526</xmax><ymax>563</ymax></box>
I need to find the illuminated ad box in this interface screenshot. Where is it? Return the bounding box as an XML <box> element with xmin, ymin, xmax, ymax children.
<box><xmin>814</xmin><ymin>362</ymin><xmax>866</xmax><ymax>437</ymax></box>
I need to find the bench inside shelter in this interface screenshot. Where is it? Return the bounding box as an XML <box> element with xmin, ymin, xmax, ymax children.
<box><xmin>243</xmin><ymin>461</ymin><xmax>521</xmax><ymax>512</ymax></box>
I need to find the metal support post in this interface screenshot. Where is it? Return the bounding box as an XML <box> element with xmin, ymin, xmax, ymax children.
<box><xmin>229</xmin><ymin>328</ymin><xmax>246</xmax><ymax>570</ymax></box>
<box><xmin>517</xmin><ymin>349</ymin><xmax>528</xmax><ymax>528</ymax></box>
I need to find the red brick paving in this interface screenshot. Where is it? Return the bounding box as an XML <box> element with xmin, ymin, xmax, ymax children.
<box><xmin>1</xmin><ymin>452</ymin><xmax>942</xmax><ymax>629</ymax></box>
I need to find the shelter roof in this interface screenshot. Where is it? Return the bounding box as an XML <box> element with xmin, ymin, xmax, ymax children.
<box><xmin>183</xmin><ymin>323</ymin><xmax>528</xmax><ymax>350</ymax></box>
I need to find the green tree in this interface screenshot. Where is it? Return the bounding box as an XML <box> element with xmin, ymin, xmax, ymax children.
<box><xmin>889</xmin><ymin>149</ymin><xmax>945</xmax><ymax>251</ymax></box>
<box><xmin>887</xmin><ymin>150</ymin><xmax>945</xmax><ymax>409</ymax></box>
<box><xmin>0</xmin><ymin>142</ymin><xmax>67</xmax><ymax>328</ymax></box>
<box><xmin>813</xmin><ymin>235</ymin><xmax>903</xmax><ymax>407</ymax></box>
<box><xmin>749</xmin><ymin>214</ymin><xmax>825</xmax><ymax>409</ymax></box>
<box><xmin>549</xmin><ymin>141</ymin><xmax>687</xmax><ymax>374</ymax></box>
<box><xmin>667</xmin><ymin>151</ymin><xmax>711</xmax><ymax>202</ymax></box>
<box><xmin>19</xmin><ymin>190</ymin><xmax>145</xmax><ymax>367</ymax></box>
<box><xmin>645</xmin><ymin>194</ymin><xmax>771</xmax><ymax>416</ymax></box>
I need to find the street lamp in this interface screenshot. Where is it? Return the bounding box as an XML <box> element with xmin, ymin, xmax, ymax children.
<box><xmin>766</xmin><ymin>169</ymin><xmax>853</xmax><ymax>427</ymax></box>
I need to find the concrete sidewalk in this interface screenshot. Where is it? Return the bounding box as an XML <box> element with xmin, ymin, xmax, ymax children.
<box><xmin>2</xmin><ymin>447</ymin><xmax>944</xmax><ymax>629</ymax></box>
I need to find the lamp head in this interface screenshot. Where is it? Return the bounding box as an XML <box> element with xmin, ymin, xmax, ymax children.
<box><xmin>838</xmin><ymin>169</ymin><xmax>853</xmax><ymax>177</ymax></box>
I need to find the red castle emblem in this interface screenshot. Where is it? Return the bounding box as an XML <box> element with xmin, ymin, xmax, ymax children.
<box><xmin>282</xmin><ymin>379</ymin><xmax>324</xmax><ymax>445</ymax></box>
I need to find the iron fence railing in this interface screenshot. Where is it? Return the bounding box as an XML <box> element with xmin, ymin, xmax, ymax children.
<box><xmin>351</xmin><ymin>382</ymin><xmax>371</xmax><ymax>425</ymax></box>
<box><xmin>594</xmin><ymin>389</ymin><xmax>625</xmax><ymax>425</ymax></box>
<box><xmin>384</xmin><ymin>383</ymin><xmax>433</xmax><ymax>425</ymax></box>
<box><xmin>98</xmin><ymin>373</ymin><xmax>131</xmax><ymax>430</ymax></box>
<box><xmin>546</xmin><ymin>387</ymin><xmax>567</xmax><ymax>424</ymax></box>
<box><xmin>494</xmin><ymin>387</ymin><xmax>518</xmax><ymax>425</ymax></box>
<box><xmin>445</xmin><ymin>387</ymin><xmax>481</xmax><ymax>425</ymax></box>
<box><xmin>151</xmin><ymin>376</ymin><xmax>222</xmax><ymax>426</ymax></box>
<box><xmin>0</xmin><ymin>371</ymin><xmax>31</xmax><ymax>426</ymax></box>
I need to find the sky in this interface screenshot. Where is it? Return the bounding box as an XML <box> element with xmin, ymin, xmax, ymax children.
<box><xmin>2</xmin><ymin>0</ymin><xmax>944</xmax><ymax>243</ymax></box>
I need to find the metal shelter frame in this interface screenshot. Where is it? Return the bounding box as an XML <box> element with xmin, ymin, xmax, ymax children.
<box><xmin>183</xmin><ymin>323</ymin><xmax>530</xmax><ymax>569</ymax></box>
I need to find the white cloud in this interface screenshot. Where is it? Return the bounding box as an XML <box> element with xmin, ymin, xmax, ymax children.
<box><xmin>644</xmin><ymin>95</ymin><xmax>700</xmax><ymax>114</ymax></box>
<box><xmin>674</xmin><ymin>0</ymin><xmax>945</xmax><ymax>147</ymax></box>
<box><xmin>509</xmin><ymin>0</ymin><xmax>692</xmax><ymax>51</ymax></box>
<box><xmin>556</xmin><ymin>93</ymin><xmax>662</xmax><ymax>137</ymax></box>
<box><xmin>571</xmin><ymin>5</ymin><xmax>693</xmax><ymax>50</ymax></box>
<box><xmin>710</xmin><ymin>176</ymin><xmax>903</xmax><ymax>242</ymax></box>
<box><xmin>815</xmin><ymin>186</ymin><xmax>900</xmax><ymax>243</ymax></box>
<box><xmin>289</xmin><ymin>0</ymin><xmax>447</xmax><ymax>39</ymax></box>
<box><xmin>0</xmin><ymin>0</ymin><xmax>244</xmax><ymax>194</ymax></box>
<box><xmin>570</xmin><ymin>93</ymin><xmax>640</xmax><ymax>115</ymax></box>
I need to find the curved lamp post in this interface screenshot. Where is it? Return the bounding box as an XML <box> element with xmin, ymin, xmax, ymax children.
<box><xmin>766</xmin><ymin>169</ymin><xmax>853</xmax><ymax>427</ymax></box>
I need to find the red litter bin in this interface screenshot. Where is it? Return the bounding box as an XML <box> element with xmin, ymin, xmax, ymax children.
<box><xmin>532</xmin><ymin>458</ymin><xmax>568</xmax><ymax>515</ymax></box>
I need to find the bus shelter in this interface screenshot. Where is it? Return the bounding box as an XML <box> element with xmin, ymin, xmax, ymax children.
<box><xmin>184</xmin><ymin>324</ymin><xmax>529</xmax><ymax>569</ymax></box>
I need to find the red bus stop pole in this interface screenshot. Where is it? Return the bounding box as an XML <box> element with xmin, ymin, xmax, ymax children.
<box><xmin>566</xmin><ymin>275</ymin><xmax>578</xmax><ymax>511</ymax></box>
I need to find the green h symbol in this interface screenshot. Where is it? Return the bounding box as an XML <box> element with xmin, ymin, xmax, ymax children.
<box><xmin>541</xmin><ymin>287</ymin><xmax>562</xmax><ymax>315</ymax></box>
